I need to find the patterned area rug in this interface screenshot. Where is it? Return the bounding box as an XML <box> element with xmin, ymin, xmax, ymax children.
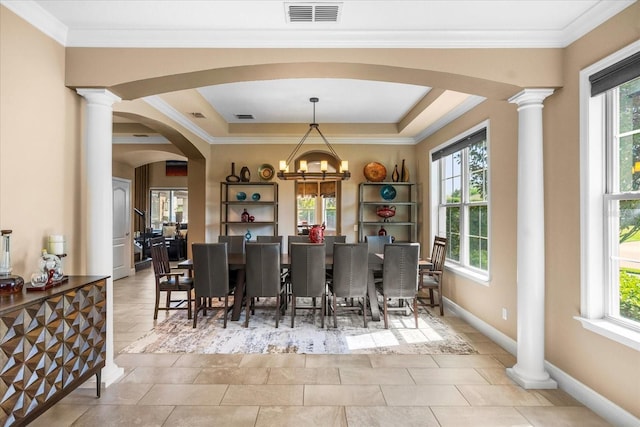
<box><xmin>122</xmin><ymin>298</ymin><xmax>476</xmax><ymax>355</ymax></box>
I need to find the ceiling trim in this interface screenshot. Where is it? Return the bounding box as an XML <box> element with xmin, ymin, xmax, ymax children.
<box><xmin>413</xmin><ymin>95</ymin><xmax>487</xmax><ymax>143</ymax></box>
<box><xmin>3</xmin><ymin>0</ymin><xmax>635</xmax><ymax>49</ymax></box>
<box><xmin>209</xmin><ymin>136</ymin><xmax>416</xmax><ymax>145</ymax></box>
<box><xmin>143</xmin><ymin>95</ymin><xmax>216</xmax><ymax>144</ymax></box>
<box><xmin>112</xmin><ymin>136</ymin><xmax>170</xmax><ymax>145</ymax></box>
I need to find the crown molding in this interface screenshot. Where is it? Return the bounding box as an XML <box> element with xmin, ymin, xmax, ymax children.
<box><xmin>112</xmin><ymin>136</ymin><xmax>170</xmax><ymax>145</ymax></box>
<box><xmin>1</xmin><ymin>0</ymin><xmax>67</xmax><ymax>46</ymax></box>
<box><xmin>413</xmin><ymin>95</ymin><xmax>487</xmax><ymax>143</ymax></box>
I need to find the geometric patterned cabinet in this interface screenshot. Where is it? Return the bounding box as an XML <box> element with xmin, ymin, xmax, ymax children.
<box><xmin>0</xmin><ymin>276</ymin><xmax>107</xmax><ymax>427</ymax></box>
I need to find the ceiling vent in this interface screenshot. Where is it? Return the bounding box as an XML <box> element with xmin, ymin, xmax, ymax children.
<box><xmin>286</xmin><ymin>2</ymin><xmax>341</xmax><ymax>23</ymax></box>
<box><xmin>190</xmin><ymin>112</ymin><xmax>206</xmax><ymax>118</ymax></box>
<box><xmin>235</xmin><ymin>114</ymin><xmax>255</xmax><ymax>120</ymax></box>
<box><xmin>133</xmin><ymin>134</ymin><xmax>148</xmax><ymax>138</ymax></box>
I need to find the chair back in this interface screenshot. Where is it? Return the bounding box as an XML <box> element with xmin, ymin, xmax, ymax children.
<box><xmin>150</xmin><ymin>236</ymin><xmax>171</xmax><ymax>276</ymax></box>
<box><xmin>290</xmin><ymin>243</ymin><xmax>326</xmax><ymax>297</ymax></box>
<box><xmin>430</xmin><ymin>236</ymin><xmax>447</xmax><ymax>274</ymax></box>
<box><xmin>382</xmin><ymin>243</ymin><xmax>420</xmax><ymax>298</ymax></box>
<box><xmin>218</xmin><ymin>235</ymin><xmax>246</xmax><ymax>254</ymax></box>
<box><xmin>331</xmin><ymin>243</ymin><xmax>368</xmax><ymax>297</ymax></box>
<box><xmin>365</xmin><ymin>235</ymin><xmax>392</xmax><ymax>254</ymax></box>
<box><xmin>324</xmin><ymin>235</ymin><xmax>346</xmax><ymax>256</ymax></box>
<box><xmin>287</xmin><ymin>235</ymin><xmax>309</xmax><ymax>254</ymax></box>
<box><xmin>191</xmin><ymin>243</ymin><xmax>229</xmax><ymax>298</ymax></box>
<box><xmin>256</xmin><ymin>235</ymin><xmax>284</xmax><ymax>253</ymax></box>
<box><xmin>245</xmin><ymin>242</ymin><xmax>282</xmax><ymax>297</ymax></box>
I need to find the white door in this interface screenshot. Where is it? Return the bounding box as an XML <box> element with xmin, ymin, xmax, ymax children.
<box><xmin>113</xmin><ymin>178</ymin><xmax>131</xmax><ymax>280</ymax></box>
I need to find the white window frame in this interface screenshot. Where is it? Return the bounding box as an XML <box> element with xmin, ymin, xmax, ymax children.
<box><xmin>577</xmin><ymin>40</ymin><xmax>640</xmax><ymax>350</ymax></box>
<box><xmin>430</xmin><ymin>120</ymin><xmax>491</xmax><ymax>284</ymax></box>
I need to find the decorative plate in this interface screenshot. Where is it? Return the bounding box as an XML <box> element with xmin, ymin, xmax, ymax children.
<box><xmin>363</xmin><ymin>162</ymin><xmax>387</xmax><ymax>182</ymax></box>
<box><xmin>252</xmin><ymin>193</ymin><xmax>261</xmax><ymax>201</ymax></box>
<box><xmin>380</xmin><ymin>184</ymin><xmax>397</xmax><ymax>201</ymax></box>
<box><xmin>258</xmin><ymin>164</ymin><xmax>275</xmax><ymax>181</ymax></box>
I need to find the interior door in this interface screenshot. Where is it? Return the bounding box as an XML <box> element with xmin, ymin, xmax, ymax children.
<box><xmin>113</xmin><ymin>178</ymin><xmax>131</xmax><ymax>280</ymax></box>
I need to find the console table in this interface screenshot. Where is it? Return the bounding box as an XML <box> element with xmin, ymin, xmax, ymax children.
<box><xmin>0</xmin><ymin>276</ymin><xmax>108</xmax><ymax>426</ymax></box>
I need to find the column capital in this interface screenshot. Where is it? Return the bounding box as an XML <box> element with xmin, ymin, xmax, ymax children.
<box><xmin>76</xmin><ymin>88</ymin><xmax>121</xmax><ymax>107</ymax></box>
<box><xmin>508</xmin><ymin>88</ymin><xmax>554</xmax><ymax>109</ymax></box>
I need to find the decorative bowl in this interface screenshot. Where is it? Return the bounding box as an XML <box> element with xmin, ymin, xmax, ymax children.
<box><xmin>380</xmin><ymin>184</ymin><xmax>397</xmax><ymax>201</ymax></box>
<box><xmin>258</xmin><ymin>164</ymin><xmax>275</xmax><ymax>181</ymax></box>
<box><xmin>252</xmin><ymin>193</ymin><xmax>261</xmax><ymax>201</ymax></box>
<box><xmin>236</xmin><ymin>192</ymin><xmax>247</xmax><ymax>201</ymax></box>
<box><xmin>363</xmin><ymin>162</ymin><xmax>387</xmax><ymax>182</ymax></box>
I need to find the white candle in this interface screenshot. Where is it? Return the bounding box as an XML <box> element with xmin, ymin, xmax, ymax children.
<box><xmin>48</xmin><ymin>235</ymin><xmax>65</xmax><ymax>255</ymax></box>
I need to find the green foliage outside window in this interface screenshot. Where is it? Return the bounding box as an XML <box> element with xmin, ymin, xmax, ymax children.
<box><xmin>619</xmin><ymin>270</ymin><xmax>640</xmax><ymax>322</ymax></box>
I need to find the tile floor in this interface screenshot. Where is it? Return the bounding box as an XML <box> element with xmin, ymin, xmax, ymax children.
<box><xmin>31</xmin><ymin>268</ymin><xmax>612</xmax><ymax>426</ymax></box>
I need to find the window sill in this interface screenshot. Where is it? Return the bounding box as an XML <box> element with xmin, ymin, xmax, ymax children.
<box><xmin>574</xmin><ymin>316</ymin><xmax>640</xmax><ymax>351</ymax></box>
<box><xmin>445</xmin><ymin>263</ymin><xmax>489</xmax><ymax>286</ymax></box>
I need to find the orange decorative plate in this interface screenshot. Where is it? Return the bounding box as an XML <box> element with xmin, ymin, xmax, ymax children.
<box><xmin>363</xmin><ymin>162</ymin><xmax>387</xmax><ymax>182</ymax></box>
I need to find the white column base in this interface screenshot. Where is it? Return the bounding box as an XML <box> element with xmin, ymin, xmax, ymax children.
<box><xmin>507</xmin><ymin>366</ymin><xmax>558</xmax><ymax>389</ymax></box>
<box><xmin>79</xmin><ymin>363</ymin><xmax>125</xmax><ymax>389</ymax></box>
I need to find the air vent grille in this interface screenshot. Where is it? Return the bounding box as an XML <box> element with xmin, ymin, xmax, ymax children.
<box><xmin>190</xmin><ymin>112</ymin><xmax>205</xmax><ymax>118</ymax></box>
<box><xmin>286</xmin><ymin>3</ymin><xmax>341</xmax><ymax>23</ymax></box>
<box><xmin>235</xmin><ymin>114</ymin><xmax>255</xmax><ymax>120</ymax></box>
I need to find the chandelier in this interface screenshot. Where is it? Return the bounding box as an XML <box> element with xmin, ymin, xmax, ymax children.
<box><xmin>277</xmin><ymin>97</ymin><xmax>350</xmax><ymax>181</ymax></box>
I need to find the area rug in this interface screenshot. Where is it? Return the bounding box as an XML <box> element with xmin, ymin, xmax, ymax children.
<box><xmin>122</xmin><ymin>298</ymin><xmax>477</xmax><ymax>355</ymax></box>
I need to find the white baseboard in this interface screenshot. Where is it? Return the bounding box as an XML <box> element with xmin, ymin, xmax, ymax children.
<box><xmin>444</xmin><ymin>298</ymin><xmax>640</xmax><ymax>427</ymax></box>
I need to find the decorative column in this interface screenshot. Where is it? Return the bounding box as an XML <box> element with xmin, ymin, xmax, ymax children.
<box><xmin>76</xmin><ymin>88</ymin><xmax>124</xmax><ymax>387</ymax></box>
<box><xmin>506</xmin><ymin>88</ymin><xmax>558</xmax><ymax>389</ymax></box>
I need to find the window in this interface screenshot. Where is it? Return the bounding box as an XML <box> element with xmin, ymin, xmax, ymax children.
<box><xmin>432</xmin><ymin>124</ymin><xmax>489</xmax><ymax>279</ymax></box>
<box><xmin>579</xmin><ymin>41</ymin><xmax>640</xmax><ymax>350</ymax></box>
<box><xmin>150</xmin><ymin>189</ymin><xmax>188</xmax><ymax>229</ymax></box>
<box><xmin>296</xmin><ymin>180</ymin><xmax>338</xmax><ymax>235</ymax></box>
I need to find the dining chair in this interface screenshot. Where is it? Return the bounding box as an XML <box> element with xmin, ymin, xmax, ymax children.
<box><xmin>365</xmin><ymin>235</ymin><xmax>392</xmax><ymax>254</ymax></box>
<box><xmin>256</xmin><ymin>235</ymin><xmax>283</xmax><ymax>252</ymax></box>
<box><xmin>218</xmin><ymin>235</ymin><xmax>246</xmax><ymax>254</ymax></box>
<box><xmin>329</xmin><ymin>243</ymin><xmax>369</xmax><ymax>328</ymax></box>
<box><xmin>191</xmin><ymin>243</ymin><xmax>232</xmax><ymax>328</ymax></box>
<box><xmin>382</xmin><ymin>242</ymin><xmax>420</xmax><ymax>329</ymax></box>
<box><xmin>150</xmin><ymin>236</ymin><xmax>193</xmax><ymax>320</ymax></box>
<box><xmin>419</xmin><ymin>236</ymin><xmax>448</xmax><ymax>315</ymax></box>
<box><xmin>289</xmin><ymin>243</ymin><xmax>326</xmax><ymax>328</ymax></box>
<box><xmin>324</xmin><ymin>235</ymin><xmax>346</xmax><ymax>256</ymax></box>
<box><xmin>287</xmin><ymin>235</ymin><xmax>309</xmax><ymax>254</ymax></box>
<box><xmin>244</xmin><ymin>242</ymin><xmax>284</xmax><ymax>328</ymax></box>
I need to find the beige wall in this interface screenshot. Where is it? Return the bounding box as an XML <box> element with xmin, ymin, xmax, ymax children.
<box><xmin>148</xmin><ymin>161</ymin><xmax>188</xmax><ymax>188</ymax></box>
<box><xmin>0</xmin><ymin>7</ymin><xmax>83</xmax><ymax>275</ymax></box>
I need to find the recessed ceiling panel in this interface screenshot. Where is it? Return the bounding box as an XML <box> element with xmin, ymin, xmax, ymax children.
<box><xmin>197</xmin><ymin>79</ymin><xmax>430</xmax><ymax>124</ymax></box>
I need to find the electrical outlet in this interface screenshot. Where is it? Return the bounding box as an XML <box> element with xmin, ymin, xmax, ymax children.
<box><xmin>502</xmin><ymin>308</ymin><xmax>508</xmax><ymax>320</ymax></box>
<box><xmin>353</xmin><ymin>224</ymin><xmax>358</xmax><ymax>231</ymax></box>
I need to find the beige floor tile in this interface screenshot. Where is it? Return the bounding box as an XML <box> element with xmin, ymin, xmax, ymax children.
<box><xmin>120</xmin><ymin>366</ymin><xmax>201</xmax><ymax>383</ymax></box>
<box><xmin>472</xmin><ymin>341</ymin><xmax>510</xmax><ymax>354</ymax></box>
<box><xmin>221</xmin><ymin>384</ymin><xmax>304</xmax><ymax>406</ymax></box>
<box><xmin>194</xmin><ymin>367</ymin><xmax>270</xmax><ymax>384</ymax></box>
<box><xmin>70</xmin><ymin>404</ymin><xmax>174</xmax><ymax>427</ymax></box>
<box><xmin>267</xmin><ymin>367</ymin><xmax>341</xmax><ymax>384</ymax></box>
<box><xmin>448</xmin><ymin>323</ymin><xmax>481</xmax><ymax>333</ymax></box>
<box><xmin>408</xmin><ymin>367</ymin><xmax>489</xmax><ymax>385</ymax></box>
<box><xmin>305</xmin><ymin>354</ymin><xmax>372</xmax><ymax>368</ymax></box>
<box><xmin>381</xmin><ymin>385</ymin><xmax>469</xmax><ymax>406</ymax></box>
<box><xmin>164</xmin><ymin>406</ymin><xmax>260</xmax><ymax>427</ymax></box>
<box><xmin>493</xmin><ymin>353</ymin><xmax>517</xmax><ymax>368</ymax></box>
<box><xmin>114</xmin><ymin>353</ymin><xmax>181</xmax><ymax>367</ymax></box>
<box><xmin>533</xmin><ymin>389</ymin><xmax>583</xmax><ymax>406</ymax></box>
<box><xmin>137</xmin><ymin>384</ymin><xmax>228</xmax><ymax>405</ymax></box>
<box><xmin>63</xmin><ymin>383</ymin><xmax>153</xmax><ymax>405</ymax></box>
<box><xmin>432</xmin><ymin>406</ymin><xmax>533</xmax><ymax>426</ymax></box>
<box><xmin>476</xmin><ymin>368</ymin><xmax>517</xmax><ymax>385</ymax></box>
<box><xmin>256</xmin><ymin>406</ymin><xmax>347</xmax><ymax>427</ymax></box>
<box><xmin>28</xmin><ymin>404</ymin><xmax>91</xmax><ymax>427</ymax></box>
<box><xmin>174</xmin><ymin>353</ymin><xmax>243</xmax><ymax>368</ymax></box>
<box><xmin>304</xmin><ymin>385</ymin><xmax>386</xmax><ymax>406</ymax></box>
<box><xmin>339</xmin><ymin>367</ymin><xmax>414</xmax><ymax>384</ymax></box>
<box><xmin>516</xmin><ymin>406</ymin><xmax>613</xmax><ymax>426</ymax></box>
<box><xmin>239</xmin><ymin>353</ymin><xmax>306</xmax><ymax>367</ymax></box>
<box><xmin>432</xmin><ymin>354</ymin><xmax>504</xmax><ymax>368</ymax></box>
<box><xmin>346</xmin><ymin>406</ymin><xmax>441</xmax><ymax>427</ymax></box>
<box><xmin>458</xmin><ymin>332</ymin><xmax>493</xmax><ymax>343</ymax></box>
<box><xmin>368</xmin><ymin>354</ymin><xmax>438</xmax><ymax>368</ymax></box>
<box><xmin>458</xmin><ymin>385</ymin><xmax>553</xmax><ymax>406</ymax></box>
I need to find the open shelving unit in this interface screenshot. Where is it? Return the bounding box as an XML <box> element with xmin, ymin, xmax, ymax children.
<box><xmin>220</xmin><ymin>181</ymin><xmax>278</xmax><ymax>237</ymax></box>
<box><xmin>358</xmin><ymin>182</ymin><xmax>417</xmax><ymax>243</ymax></box>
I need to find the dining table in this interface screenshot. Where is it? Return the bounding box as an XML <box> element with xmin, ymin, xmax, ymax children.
<box><xmin>177</xmin><ymin>252</ymin><xmax>432</xmax><ymax>323</ymax></box>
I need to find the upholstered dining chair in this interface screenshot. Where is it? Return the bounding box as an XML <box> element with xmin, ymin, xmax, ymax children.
<box><xmin>329</xmin><ymin>243</ymin><xmax>369</xmax><ymax>328</ymax></box>
<box><xmin>324</xmin><ymin>235</ymin><xmax>346</xmax><ymax>256</ymax></box>
<box><xmin>256</xmin><ymin>235</ymin><xmax>283</xmax><ymax>252</ymax></box>
<box><xmin>150</xmin><ymin>236</ymin><xmax>193</xmax><ymax>320</ymax></box>
<box><xmin>218</xmin><ymin>235</ymin><xmax>246</xmax><ymax>254</ymax></box>
<box><xmin>419</xmin><ymin>236</ymin><xmax>448</xmax><ymax>315</ymax></box>
<box><xmin>289</xmin><ymin>243</ymin><xmax>326</xmax><ymax>328</ymax></box>
<box><xmin>382</xmin><ymin>243</ymin><xmax>420</xmax><ymax>329</ymax></box>
<box><xmin>191</xmin><ymin>243</ymin><xmax>232</xmax><ymax>328</ymax></box>
<box><xmin>244</xmin><ymin>242</ymin><xmax>284</xmax><ymax>328</ymax></box>
<box><xmin>365</xmin><ymin>235</ymin><xmax>392</xmax><ymax>284</ymax></box>
<box><xmin>287</xmin><ymin>235</ymin><xmax>308</xmax><ymax>254</ymax></box>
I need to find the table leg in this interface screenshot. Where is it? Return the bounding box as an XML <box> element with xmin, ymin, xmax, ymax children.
<box><xmin>367</xmin><ymin>269</ymin><xmax>380</xmax><ymax>321</ymax></box>
<box><xmin>231</xmin><ymin>268</ymin><xmax>246</xmax><ymax>321</ymax></box>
